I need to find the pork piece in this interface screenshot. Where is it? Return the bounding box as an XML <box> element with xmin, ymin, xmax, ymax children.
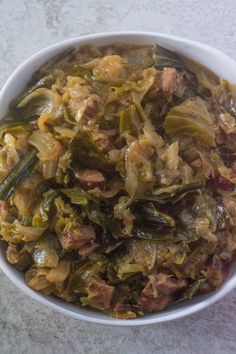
<box><xmin>84</xmin><ymin>101</ymin><xmax>98</xmax><ymax>118</ymax></box>
<box><xmin>204</xmin><ymin>255</ymin><xmax>228</xmax><ymax>287</ymax></box>
<box><xmin>96</xmin><ymin>130</ymin><xmax>117</xmax><ymax>153</ymax></box>
<box><xmin>148</xmin><ymin>67</ymin><xmax>182</xmax><ymax>100</ymax></box>
<box><xmin>214</xmin><ymin>176</ymin><xmax>234</xmax><ymax>191</ymax></box>
<box><xmin>78</xmin><ymin>243</ymin><xmax>98</xmax><ymax>257</ymax></box>
<box><xmin>140</xmin><ymin>273</ymin><xmax>187</xmax><ymax>312</ymax></box>
<box><xmin>104</xmin><ymin>46</ymin><xmax>118</xmax><ymax>56</ymax></box>
<box><xmin>75</xmin><ymin>169</ymin><xmax>105</xmax><ymax>190</ymax></box>
<box><xmin>190</xmin><ymin>158</ymin><xmax>202</xmax><ymax>171</ymax></box>
<box><xmin>114</xmin><ymin>303</ymin><xmax>142</xmax><ymax>313</ymax></box>
<box><xmin>161</xmin><ymin>67</ymin><xmax>182</xmax><ymax>96</ymax></box>
<box><xmin>6</xmin><ymin>243</ymin><xmax>32</xmax><ymax>271</ymax></box>
<box><xmin>60</xmin><ymin>225</ymin><xmax>97</xmax><ymax>257</ymax></box>
<box><xmin>88</xmin><ymin>277</ymin><xmax>115</xmax><ymax>309</ymax></box>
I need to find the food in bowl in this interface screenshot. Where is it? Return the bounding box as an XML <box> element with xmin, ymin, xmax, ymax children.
<box><xmin>0</xmin><ymin>42</ymin><xmax>236</xmax><ymax>319</ymax></box>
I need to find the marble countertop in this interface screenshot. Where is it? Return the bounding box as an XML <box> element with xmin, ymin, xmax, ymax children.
<box><xmin>0</xmin><ymin>0</ymin><xmax>236</xmax><ymax>353</ymax></box>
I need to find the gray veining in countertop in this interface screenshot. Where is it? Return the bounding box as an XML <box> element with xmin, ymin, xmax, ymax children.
<box><xmin>0</xmin><ymin>1</ymin><xmax>236</xmax><ymax>353</ymax></box>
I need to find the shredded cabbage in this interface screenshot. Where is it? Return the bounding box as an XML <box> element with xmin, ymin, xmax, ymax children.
<box><xmin>0</xmin><ymin>43</ymin><xmax>235</xmax><ymax>319</ymax></box>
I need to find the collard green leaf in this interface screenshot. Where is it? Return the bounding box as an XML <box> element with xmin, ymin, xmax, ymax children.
<box><xmin>15</xmin><ymin>88</ymin><xmax>63</xmax><ymax>121</ymax></box>
<box><xmin>13</xmin><ymin>75</ymin><xmax>55</xmax><ymax>108</ymax></box>
<box><xmin>153</xmin><ymin>44</ymin><xmax>193</xmax><ymax>72</ymax></box>
<box><xmin>139</xmin><ymin>202</ymin><xmax>176</xmax><ymax>227</ymax></box>
<box><xmin>69</xmin><ymin>130</ymin><xmax>111</xmax><ymax>171</ymax></box>
<box><xmin>32</xmin><ymin>189</ymin><xmax>58</xmax><ymax>227</ymax></box>
<box><xmin>0</xmin><ymin>148</ymin><xmax>37</xmax><ymax>201</ymax></box>
<box><xmin>25</xmin><ymin>233</ymin><xmax>62</xmax><ymax>268</ymax></box>
<box><xmin>138</xmin><ymin>178</ymin><xmax>204</xmax><ymax>205</ymax></box>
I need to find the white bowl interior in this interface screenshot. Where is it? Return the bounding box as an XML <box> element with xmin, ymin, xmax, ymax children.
<box><xmin>1</xmin><ymin>32</ymin><xmax>236</xmax><ymax>325</ymax></box>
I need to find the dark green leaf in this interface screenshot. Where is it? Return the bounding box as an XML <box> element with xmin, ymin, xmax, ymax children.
<box><xmin>0</xmin><ymin>148</ymin><xmax>38</xmax><ymax>201</ymax></box>
<box><xmin>69</xmin><ymin>130</ymin><xmax>111</xmax><ymax>171</ymax></box>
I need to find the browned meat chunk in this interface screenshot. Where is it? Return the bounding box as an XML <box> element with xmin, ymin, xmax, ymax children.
<box><xmin>96</xmin><ymin>130</ymin><xmax>117</xmax><ymax>153</ymax></box>
<box><xmin>6</xmin><ymin>244</ymin><xmax>32</xmax><ymax>271</ymax></box>
<box><xmin>84</xmin><ymin>101</ymin><xmax>98</xmax><ymax>118</ymax></box>
<box><xmin>104</xmin><ymin>46</ymin><xmax>118</xmax><ymax>56</ymax></box>
<box><xmin>114</xmin><ymin>303</ymin><xmax>142</xmax><ymax>313</ymax></box>
<box><xmin>60</xmin><ymin>225</ymin><xmax>96</xmax><ymax>256</ymax></box>
<box><xmin>214</xmin><ymin>176</ymin><xmax>234</xmax><ymax>191</ymax></box>
<box><xmin>141</xmin><ymin>291</ymin><xmax>172</xmax><ymax>312</ymax></box>
<box><xmin>88</xmin><ymin>277</ymin><xmax>115</xmax><ymax>309</ymax></box>
<box><xmin>78</xmin><ymin>242</ymin><xmax>98</xmax><ymax>257</ymax></box>
<box><xmin>190</xmin><ymin>158</ymin><xmax>202</xmax><ymax>171</ymax></box>
<box><xmin>161</xmin><ymin>67</ymin><xmax>182</xmax><ymax>96</ymax></box>
<box><xmin>204</xmin><ymin>255</ymin><xmax>228</xmax><ymax>287</ymax></box>
<box><xmin>75</xmin><ymin>169</ymin><xmax>105</xmax><ymax>190</ymax></box>
<box><xmin>140</xmin><ymin>273</ymin><xmax>187</xmax><ymax>312</ymax></box>
<box><xmin>154</xmin><ymin>273</ymin><xmax>187</xmax><ymax>294</ymax></box>
<box><xmin>148</xmin><ymin>68</ymin><xmax>182</xmax><ymax>100</ymax></box>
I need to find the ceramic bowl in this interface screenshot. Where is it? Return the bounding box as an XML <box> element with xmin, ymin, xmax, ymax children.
<box><xmin>1</xmin><ymin>32</ymin><xmax>236</xmax><ymax>326</ymax></box>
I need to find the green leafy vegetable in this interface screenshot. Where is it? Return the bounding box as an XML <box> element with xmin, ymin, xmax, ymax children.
<box><xmin>0</xmin><ymin>148</ymin><xmax>37</xmax><ymax>200</ymax></box>
<box><xmin>15</xmin><ymin>87</ymin><xmax>63</xmax><ymax>121</ymax></box>
<box><xmin>13</xmin><ymin>75</ymin><xmax>55</xmax><ymax>108</ymax></box>
<box><xmin>25</xmin><ymin>233</ymin><xmax>61</xmax><ymax>268</ymax></box>
<box><xmin>138</xmin><ymin>202</ymin><xmax>176</xmax><ymax>227</ymax></box>
<box><xmin>153</xmin><ymin>44</ymin><xmax>193</xmax><ymax>72</ymax></box>
<box><xmin>119</xmin><ymin>102</ymin><xmax>147</xmax><ymax>135</ymax></box>
<box><xmin>32</xmin><ymin>189</ymin><xmax>58</xmax><ymax>227</ymax></box>
<box><xmin>69</xmin><ymin>130</ymin><xmax>111</xmax><ymax>171</ymax></box>
<box><xmin>0</xmin><ymin>42</ymin><xmax>234</xmax><ymax>319</ymax></box>
<box><xmin>61</xmin><ymin>187</ymin><xmax>89</xmax><ymax>205</ymax></box>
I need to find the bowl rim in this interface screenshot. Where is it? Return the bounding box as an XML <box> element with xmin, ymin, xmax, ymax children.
<box><xmin>1</xmin><ymin>31</ymin><xmax>236</xmax><ymax>326</ymax></box>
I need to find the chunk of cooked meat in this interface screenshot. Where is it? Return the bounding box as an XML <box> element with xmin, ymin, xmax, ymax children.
<box><xmin>140</xmin><ymin>273</ymin><xmax>187</xmax><ymax>312</ymax></box>
<box><xmin>204</xmin><ymin>255</ymin><xmax>228</xmax><ymax>287</ymax></box>
<box><xmin>141</xmin><ymin>290</ymin><xmax>172</xmax><ymax>312</ymax></box>
<box><xmin>88</xmin><ymin>277</ymin><xmax>115</xmax><ymax>309</ymax></box>
<box><xmin>154</xmin><ymin>273</ymin><xmax>187</xmax><ymax>294</ymax></box>
<box><xmin>60</xmin><ymin>225</ymin><xmax>96</xmax><ymax>253</ymax></box>
<box><xmin>104</xmin><ymin>46</ymin><xmax>118</xmax><ymax>56</ymax></box>
<box><xmin>84</xmin><ymin>100</ymin><xmax>99</xmax><ymax>118</ymax></box>
<box><xmin>161</xmin><ymin>67</ymin><xmax>182</xmax><ymax>96</ymax></box>
<box><xmin>96</xmin><ymin>130</ymin><xmax>117</xmax><ymax>153</ymax></box>
<box><xmin>78</xmin><ymin>242</ymin><xmax>98</xmax><ymax>257</ymax></box>
<box><xmin>190</xmin><ymin>158</ymin><xmax>202</xmax><ymax>171</ymax></box>
<box><xmin>148</xmin><ymin>67</ymin><xmax>182</xmax><ymax>100</ymax></box>
<box><xmin>214</xmin><ymin>176</ymin><xmax>234</xmax><ymax>191</ymax></box>
<box><xmin>6</xmin><ymin>243</ymin><xmax>32</xmax><ymax>271</ymax></box>
<box><xmin>75</xmin><ymin>169</ymin><xmax>105</xmax><ymax>190</ymax></box>
<box><xmin>114</xmin><ymin>303</ymin><xmax>142</xmax><ymax>313</ymax></box>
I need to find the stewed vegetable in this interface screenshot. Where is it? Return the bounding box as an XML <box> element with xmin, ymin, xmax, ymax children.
<box><xmin>1</xmin><ymin>43</ymin><xmax>236</xmax><ymax>319</ymax></box>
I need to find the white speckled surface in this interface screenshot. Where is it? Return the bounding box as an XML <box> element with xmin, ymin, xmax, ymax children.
<box><xmin>1</xmin><ymin>1</ymin><xmax>236</xmax><ymax>353</ymax></box>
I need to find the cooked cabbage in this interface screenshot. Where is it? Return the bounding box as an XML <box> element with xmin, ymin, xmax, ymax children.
<box><xmin>0</xmin><ymin>43</ymin><xmax>235</xmax><ymax>319</ymax></box>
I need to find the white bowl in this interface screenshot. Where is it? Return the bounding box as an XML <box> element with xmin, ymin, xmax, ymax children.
<box><xmin>1</xmin><ymin>32</ymin><xmax>236</xmax><ymax>326</ymax></box>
